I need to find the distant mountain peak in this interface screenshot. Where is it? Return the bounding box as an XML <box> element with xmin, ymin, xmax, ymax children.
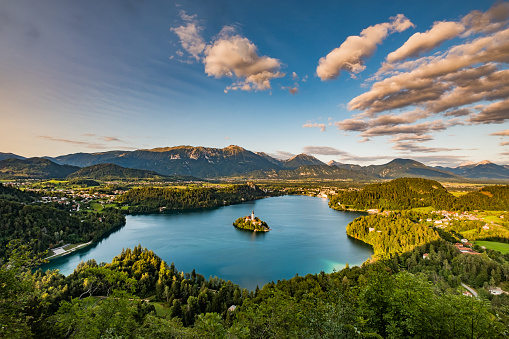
<box><xmin>286</xmin><ymin>154</ymin><xmax>320</xmax><ymax>161</ymax></box>
<box><xmin>388</xmin><ymin>158</ymin><xmax>419</xmax><ymax>165</ymax></box>
<box><xmin>458</xmin><ymin>160</ymin><xmax>494</xmax><ymax>167</ymax></box>
<box><xmin>283</xmin><ymin>154</ymin><xmax>325</xmax><ymax>169</ymax></box>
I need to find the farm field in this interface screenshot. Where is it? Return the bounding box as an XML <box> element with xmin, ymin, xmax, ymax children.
<box><xmin>475</xmin><ymin>240</ymin><xmax>509</xmax><ymax>254</ymax></box>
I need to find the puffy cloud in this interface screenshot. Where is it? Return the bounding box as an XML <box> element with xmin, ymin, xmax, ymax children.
<box><xmin>461</xmin><ymin>2</ymin><xmax>509</xmax><ymax>34</ymax></box>
<box><xmin>335</xmin><ymin>109</ymin><xmax>431</xmax><ymax>134</ymax></box>
<box><xmin>339</xmin><ymin>3</ymin><xmax>509</xmax><ymax>146</ymax></box>
<box><xmin>172</xmin><ymin>15</ymin><xmax>284</xmax><ymax>92</ymax></box>
<box><xmin>334</xmin><ymin>118</ymin><xmax>369</xmax><ymax>132</ymax></box>
<box><xmin>349</xmin><ymin>27</ymin><xmax>509</xmax><ymax>114</ymax></box>
<box><xmin>170</xmin><ymin>11</ymin><xmax>205</xmax><ymax>61</ymax></box>
<box><xmin>302</xmin><ymin>123</ymin><xmax>326</xmax><ymax>132</ymax></box>
<box><xmin>386</xmin><ymin>21</ymin><xmax>465</xmax><ymax>63</ymax></box>
<box><xmin>205</xmin><ymin>30</ymin><xmax>284</xmax><ymax>92</ymax></box>
<box><xmin>316</xmin><ymin>14</ymin><xmax>414</xmax><ymax>80</ymax></box>
<box><xmin>360</xmin><ymin>120</ymin><xmax>449</xmax><ymax>137</ymax></box>
<box><xmin>469</xmin><ymin>98</ymin><xmax>509</xmax><ymax>124</ymax></box>
<box><xmin>427</xmin><ymin>68</ymin><xmax>509</xmax><ymax>114</ymax></box>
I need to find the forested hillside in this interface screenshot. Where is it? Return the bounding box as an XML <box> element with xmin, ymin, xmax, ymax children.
<box><xmin>329</xmin><ymin>178</ymin><xmax>454</xmax><ymax>210</ymax></box>
<box><xmin>117</xmin><ymin>184</ymin><xmax>271</xmax><ymax>213</ymax></box>
<box><xmin>0</xmin><ymin>199</ymin><xmax>125</xmax><ymax>259</ymax></box>
<box><xmin>0</xmin><ymin>184</ymin><xmax>125</xmax><ymax>259</ymax></box>
<box><xmin>346</xmin><ymin>212</ymin><xmax>441</xmax><ymax>258</ymax></box>
<box><xmin>2</xmin><ymin>243</ymin><xmax>507</xmax><ymax>338</ymax></box>
<box><xmin>66</xmin><ymin>163</ymin><xmax>169</xmax><ymax>181</ymax></box>
<box><xmin>0</xmin><ymin>158</ymin><xmax>80</xmax><ymax>179</ymax></box>
<box><xmin>330</xmin><ymin>178</ymin><xmax>509</xmax><ymax>211</ymax></box>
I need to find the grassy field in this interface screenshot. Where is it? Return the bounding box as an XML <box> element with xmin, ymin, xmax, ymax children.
<box><xmin>88</xmin><ymin>202</ymin><xmax>119</xmax><ymax>212</ymax></box>
<box><xmin>475</xmin><ymin>240</ymin><xmax>509</xmax><ymax>254</ymax></box>
<box><xmin>89</xmin><ymin>202</ymin><xmax>104</xmax><ymax>211</ymax></box>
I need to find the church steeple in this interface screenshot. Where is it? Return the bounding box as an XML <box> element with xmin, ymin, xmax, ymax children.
<box><xmin>251</xmin><ymin>210</ymin><xmax>255</xmax><ymax>221</ymax></box>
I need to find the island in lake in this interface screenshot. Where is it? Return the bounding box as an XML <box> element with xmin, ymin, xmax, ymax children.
<box><xmin>233</xmin><ymin>210</ymin><xmax>270</xmax><ymax>232</ymax></box>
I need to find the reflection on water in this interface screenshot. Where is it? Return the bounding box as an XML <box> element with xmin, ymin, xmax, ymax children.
<box><xmin>41</xmin><ymin>195</ymin><xmax>373</xmax><ymax>290</ymax></box>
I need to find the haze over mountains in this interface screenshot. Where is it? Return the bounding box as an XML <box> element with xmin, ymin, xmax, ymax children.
<box><xmin>1</xmin><ymin>146</ymin><xmax>508</xmax><ymax>181</ymax></box>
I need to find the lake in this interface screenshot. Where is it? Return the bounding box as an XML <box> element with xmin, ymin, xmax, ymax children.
<box><xmin>41</xmin><ymin>195</ymin><xmax>373</xmax><ymax>290</ymax></box>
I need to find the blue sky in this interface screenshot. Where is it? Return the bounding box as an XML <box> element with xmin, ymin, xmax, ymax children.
<box><xmin>1</xmin><ymin>0</ymin><xmax>508</xmax><ymax>166</ymax></box>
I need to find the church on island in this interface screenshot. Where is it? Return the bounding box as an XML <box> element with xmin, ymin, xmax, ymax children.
<box><xmin>233</xmin><ymin>210</ymin><xmax>270</xmax><ymax>232</ymax></box>
<box><xmin>245</xmin><ymin>211</ymin><xmax>260</xmax><ymax>225</ymax></box>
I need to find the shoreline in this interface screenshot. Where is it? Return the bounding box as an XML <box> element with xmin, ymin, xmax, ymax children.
<box><xmin>45</xmin><ymin>241</ymin><xmax>93</xmax><ymax>260</ymax></box>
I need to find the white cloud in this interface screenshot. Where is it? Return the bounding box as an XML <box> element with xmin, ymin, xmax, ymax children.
<box><xmin>386</xmin><ymin>21</ymin><xmax>465</xmax><ymax>63</ymax></box>
<box><xmin>316</xmin><ymin>14</ymin><xmax>414</xmax><ymax>80</ymax></box>
<box><xmin>171</xmin><ymin>15</ymin><xmax>284</xmax><ymax>92</ymax></box>
<box><xmin>336</xmin><ymin>2</ymin><xmax>509</xmax><ymax>146</ymax></box>
<box><xmin>461</xmin><ymin>2</ymin><xmax>509</xmax><ymax>35</ymax></box>
<box><xmin>204</xmin><ymin>30</ymin><xmax>284</xmax><ymax>91</ymax></box>
<box><xmin>170</xmin><ymin>11</ymin><xmax>205</xmax><ymax>61</ymax></box>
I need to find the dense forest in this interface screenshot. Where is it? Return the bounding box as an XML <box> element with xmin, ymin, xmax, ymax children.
<box><xmin>329</xmin><ymin>178</ymin><xmax>509</xmax><ymax>211</ymax></box>
<box><xmin>346</xmin><ymin>212</ymin><xmax>441</xmax><ymax>258</ymax></box>
<box><xmin>0</xmin><ymin>184</ymin><xmax>125</xmax><ymax>259</ymax></box>
<box><xmin>1</xmin><ymin>243</ymin><xmax>508</xmax><ymax>338</ymax></box>
<box><xmin>117</xmin><ymin>184</ymin><xmax>272</xmax><ymax>213</ymax></box>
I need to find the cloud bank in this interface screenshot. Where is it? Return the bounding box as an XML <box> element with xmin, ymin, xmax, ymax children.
<box><xmin>327</xmin><ymin>2</ymin><xmax>509</xmax><ymax>153</ymax></box>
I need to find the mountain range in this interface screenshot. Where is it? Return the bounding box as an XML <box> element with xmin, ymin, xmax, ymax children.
<box><xmin>0</xmin><ymin>145</ymin><xmax>508</xmax><ymax>181</ymax></box>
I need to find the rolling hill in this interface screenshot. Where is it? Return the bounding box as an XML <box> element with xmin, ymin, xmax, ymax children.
<box><xmin>0</xmin><ymin>158</ymin><xmax>79</xmax><ymax>179</ymax></box>
<box><xmin>329</xmin><ymin>158</ymin><xmax>460</xmax><ymax>180</ymax></box>
<box><xmin>66</xmin><ymin>163</ymin><xmax>199</xmax><ymax>181</ymax></box>
<box><xmin>0</xmin><ymin>153</ymin><xmax>25</xmax><ymax>161</ymax></box>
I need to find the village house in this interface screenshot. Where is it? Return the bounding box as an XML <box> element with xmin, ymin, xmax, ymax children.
<box><xmin>462</xmin><ymin>290</ymin><xmax>473</xmax><ymax>297</ymax></box>
<box><xmin>454</xmin><ymin>243</ymin><xmax>481</xmax><ymax>255</ymax></box>
<box><xmin>489</xmin><ymin>287</ymin><xmax>504</xmax><ymax>295</ymax></box>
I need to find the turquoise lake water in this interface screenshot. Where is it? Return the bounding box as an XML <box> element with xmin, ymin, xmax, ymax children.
<box><xmin>41</xmin><ymin>195</ymin><xmax>373</xmax><ymax>290</ymax></box>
